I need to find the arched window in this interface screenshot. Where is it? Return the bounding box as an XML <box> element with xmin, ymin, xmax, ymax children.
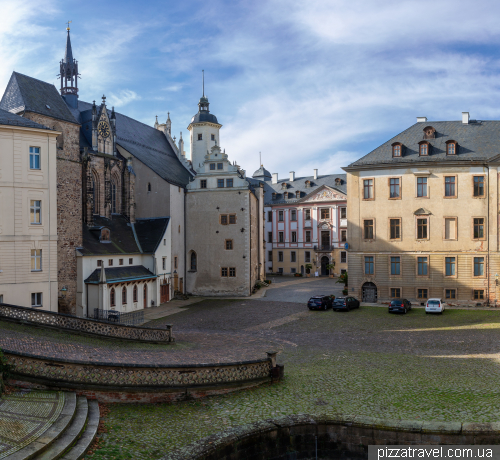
<box><xmin>147</xmin><ymin>182</ymin><xmax>151</xmax><ymax>192</ymax></box>
<box><xmin>190</xmin><ymin>252</ymin><xmax>197</xmax><ymax>271</ymax></box>
<box><xmin>92</xmin><ymin>171</ymin><xmax>100</xmax><ymax>215</ymax></box>
<box><xmin>122</xmin><ymin>286</ymin><xmax>127</xmax><ymax>304</ymax></box>
<box><xmin>111</xmin><ymin>179</ymin><xmax>117</xmax><ymax>213</ymax></box>
<box><xmin>110</xmin><ymin>288</ymin><xmax>115</xmax><ymax>307</ymax></box>
<box><xmin>133</xmin><ymin>285</ymin><xmax>138</xmax><ymax>303</ymax></box>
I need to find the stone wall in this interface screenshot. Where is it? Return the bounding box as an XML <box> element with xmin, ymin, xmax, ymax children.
<box><xmin>162</xmin><ymin>414</ymin><xmax>500</xmax><ymax>460</ymax></box>
<box><xmin>23</xmin><ymin>112</ymin><xmax>82</xmax><ymax>314</ymax></box>
<box><xmin>0</xmin><ymin>303</ymin><xmax>173</xmax><ymax>343</ymax></box>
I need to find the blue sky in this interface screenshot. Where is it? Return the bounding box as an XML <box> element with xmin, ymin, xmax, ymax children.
<box><xmin>2</xmin><ymin>0</ymin><xmax>500</xmax><ymax>179</ymax></box>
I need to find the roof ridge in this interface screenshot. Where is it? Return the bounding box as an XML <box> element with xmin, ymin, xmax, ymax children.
<box><xmin>13</xmin><ymin>71</ymin><xmax>58</xmax><ymax>88</ymax></box>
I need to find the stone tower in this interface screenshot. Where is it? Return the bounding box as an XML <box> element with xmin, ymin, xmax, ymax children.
<box><xmin>59</xmin><ymin>24</ymin><xmax>79</xmax><ymax>109</ymax></box>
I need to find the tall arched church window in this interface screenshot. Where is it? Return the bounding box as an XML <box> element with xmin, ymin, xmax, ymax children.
<box><xmin>122</xmin><ymin>286</ymin><xmax>127</xmax><ymax>304</ymax></box>
<box><xmin>190</xmin><ymin>252</ymin><xmax>197</xmax><ymax>271</ymax></box>
<box><xmin>110</xmin><ymin>288</ymin><xmax>115</xmax><ymax>307</ymax></box>
<box><xmin>111</xmin><ymin>180</ymin><xmax>117</xmax><ymax>214</ymax></box>
<box><xmin>133</xmin><ymin>285</ymin><xmax>138</xmax><ymax>303</ymax></box>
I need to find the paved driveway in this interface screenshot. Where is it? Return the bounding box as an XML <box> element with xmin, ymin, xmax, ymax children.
<box><xmin>260</xmin><ymin>277</ymin><xmax>345</xmax><ymax>303</ymax></box>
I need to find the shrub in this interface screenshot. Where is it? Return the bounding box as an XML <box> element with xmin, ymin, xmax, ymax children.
<box><xmin>0</xmin><ymin>348</ymin><xmax>13</xmax><ymax>396</ymax></box>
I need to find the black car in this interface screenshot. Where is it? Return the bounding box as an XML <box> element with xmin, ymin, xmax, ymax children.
<box><xmin>307</xmin><ymin>296</ymin><xmax>333</xmax><ymax>311</ymax></box>
<box><xmin>388</xmin><ymin>299</ymin><xmax>412</xmax><ymax>314</ymax></box>
<box><xmin>332</xmin><ymin>296</ymin><xmax>360</xmax><ymax>311</ymax></box>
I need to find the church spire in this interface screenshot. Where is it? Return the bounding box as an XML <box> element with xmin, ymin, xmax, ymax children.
<box><xmin>59</xmin><ymin>22</ymin><xmax>79</xmax><ymax>109</ymax></box>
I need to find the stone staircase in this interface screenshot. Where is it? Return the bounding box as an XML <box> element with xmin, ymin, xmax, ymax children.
<box><xmin>3</xmin><ymin>392</ymin><xmax>100</xmax><ymax>460</ymax></box>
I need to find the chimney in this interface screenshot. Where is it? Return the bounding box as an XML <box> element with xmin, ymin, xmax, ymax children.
<box><xmin>313</xmin><ymin>169</ymin><xmax>318</xmax><ymax>180</ymax></box>
<box><xmin>272</xmin><ymin>173</ymin><xmax>278</xmax><ymax>184</ymax></box>
<box><xmin>290</xmin><ymin>171</ymin><xmax>295</xmax><ymax>181</ymax></box>
<box><xmin>462</xmin><ymin>112</ymin><xmax>469</xmax><ymax>124</ymax></box>
<box><xmin>417</xmin><ymin>117</ymin><xmax>427</xmax><ymax>123</ymax></box>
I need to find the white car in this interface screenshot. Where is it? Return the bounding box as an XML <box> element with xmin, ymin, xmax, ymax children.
<box><xmin>425</xmin><ymin>298</ymin><xmax>445</xmax><ymax>314</ymax></box>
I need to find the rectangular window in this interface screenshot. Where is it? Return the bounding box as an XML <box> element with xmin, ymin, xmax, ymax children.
<box><xmin>364</xmin><ymin>256</ymin><xmax>374</xmax><ymax>275</ymax></box>
<box><xmin>321</xmin><ymin>209</ymin><xmax>330</xmax><ymax>219</ymax></box>
<box><xmin>417</xmin><ymin>177</ymin><xmax>428</xmax><ymax>197</ymax></box>
<box><xmin>474</xmin><ymin>257</ymin><xmax>484</xmax><ymax>277</ymax></box>
<box><xmin>444</xmin><ymin>176</ymin><xmax>456</xmax><ymax>197</ymax></box>
<box><xmin>390</xmin><ymin>256</ymin><xmax>400</xmax><ymax>275</ymax></box>
<box><xmin>291</xmin><ymin>210</ymin><xmax>297</xmax><ymax>221</ymax></box>
<box><xmin>229</xmin><ymin>214</ymin><xmax>236</xmax><ymax>224</ymax></box>
<box><xmin>445</xmin><ymin>257</ymin><xmax>456</xmax><ymax>276</ymax></box>
<box><xmin>119</xmin><ymin>259</ymin><xmax>124</xmax><ymax>266</ymax></box>
<box><xmin>278</xmin><ymin>231</ymin><xmax>284</xmax><ymax>242</ymax></box>
<box><xmin>341</xmin><ymin>252</ymin><xmax>347</xmax><ymax>263</ymax></box>
<box><xmin>417</xmin><ymin>256</ymin><xmax>428</xmax><ymax>276</ymax></box>
<box><xmin>268</xmin><ymin>251</ymin><xmax>272</xmax><ymax>262</ymax></box>
<box><xmin>30</xmin><ymin>200</ymin><xmax>41</xmax><ymax>224</ymax></box>
<box><xmin>473</xmin><ymin>218</ymin><xmax>485</xmax><ymax>239</ymax></box>
<box><xmin>340</xmin><ymin>229</ymin><xmax>347</xmax><ymax>242</ymax></box>
<box><xmin>164</xmin><ymin>239</ymin><xmax>166</xmax><ymax>246</ymax></box>
<box><xmin>217</xmin><ymin>163</ymin><xmax>223</xmax><ymax>170</ymax></box>
<box><xmin>268</xmin><ymin>231</ymin><xmax>272</xmax><ymax>242</ymax></box>
<box><xmin>417</xmin><ymin>218</ymin><xmax>428</xmax><ymax>239</ymax></box>
<box><xmin>225</xmin><ymin>239</ymin><xmax>233</xmax><ymax>250</ymax></box>
<box><xmin>30</xmin><ymin>147</ymin><xmax>40</xmax><ymax>170</ymax></box>
<box><xmin>162</xmin><ymin>258</ymin><xmax>166</xmax><ymax>270</ymax></box>
<box><xmin>390</xmin><ymin>288</ymin><xmax>401</xmax><ymax>298</ymax></box>
<box><xmin>278</xmin><ymin>210</ymin><xmax>284</xmax><ymax>221</ymax></box>
<box><xmin>390</xmin><ymin>218</ymin><xmax>401</xmax><ymax>240</ymax></box>
<box><xmin>473</xmin><ymin>176</ymin><xmax>485</xmax><ymax>197</ymax></box>
<box><xmin>31</xmin><ymin>292</ymin><xmax>42</xmax><ymax>308</ymax></box>
<box><xmin>221</xmin><ymin>267</ymin><xmax>228</xmax><ymax>277</ymax></box>
<box><xmin>393</xmin><ymin>145</ymin><xmax>401</xmax><ymax>157</ymax></box>
<box><xmin>445</xmin><ymin>289</ymin><xmax>456</xmax><ymax>299</ymax></box>
<box><xmin>363</xmin><ymin>219</ymin><xmax>374</xmax><ymax>240</ymax></box>
<box><xmin>291</xmin><ymin>231</ymin><xmax>297</xmax><ymax>243</ymax></box>
<box><xmin>305</xmin><ymin>230</ymin><xmax>311</xmax><ymax>243</ymax></box>
<box><xmin>444</xmin><ymin>217</ymin><xmax>457</xmax><ymax>240</ymax></box>
<box><xmin>174</xmin><ymin>256</ymin><xmax>178</xmax><ymax>269</ymax></box>
<box><xmin>363</xmin><ymin>179</ymin><xmax>374</xmax><ymax>199</ymax></box>
<box><xmin>278</xmin><ymin>267</ymin><xmax>283</xmax><ymax>274</ymax></box>
<box><xmin>340</xmin><ymin>207</ymin><xmax>347</xmax><ymax>219</ymax></box>
<box><xmin>291</xmin><ymin>251</ymin><xmax>296</xmax><ymax>262</ymax></box>
<box><xmin>267</xmin><ymin>211</ymin><xmax>272</xmax><ymax>222</ymax></box>
<box><xmin>198</xmin><ymin>133</ymin><xmax>203</xmax><ymax>140</ymax></box>
<box><xmin>419</xmin><ymin>144</ymin><xmax>428</xmax><ymax>156</ymax></box>
<box><xmin>0</xmin><ymin>294</ymin><xmax>3</xmax><ymax>303</ymax></box>
<box><xmin>129</xmin><ymin>258</ymin><xmax>133</xmax><ymax>265</ymax></box>
<box><xmin>200</xmin><ymin>179</ymin><xmax>207</xmax><ymax>189</ymax></box>
<box><xmin>474</xmin><ymin>290</ymin><xmax>484</xmax><ymax>300</ymax></box>
<box><xmin>447</xmin><ymin>143</ymin><xmax>456</xmax><ymax>155</ymax></box>
<box><xmin>278</xmin><ymin>251</ymin><xmax>284</xmax><ymax>262</ymax></box>
<box><xmin>305</xmin><ymin>209</ymin><xmax>311</xmax><ymax>220</ymax></box>
<box><xmin>31</xmin><ymin>249</ymin><xmax>42</xmax><ymax>271</ymax></box>
<box><xmin>108</xmin><ymin>259</ymin><xmax>113</xmax><ymax>266</ymax></box>
<box><xmin>210</xmin><ymin>163</ymin><xmax>216</xmax><ymax>170</ymax></box>
<box><xmin>305</xmin><ymin>251</ymin><xmax>311</xmax><ymax>263</ymax></box>
<box><xmin>291</xmin><ymin>268</ymin><xmax>296</xmax><ymax>274</ymax></box>
<box><xmin>220</xmin><ymin>214</ymin><xmax>228</xmax><ymax>225</ymax></box>
<box><xmin>417</xmin><ymin>289</ymin><xmax>428</xmax><ymax>299</ymax></box>
<box><xmin>211</xmin><ymin>134</ymin><xmax>215</xmax><ymax>141</ymax></box>
<box><xmin>226</xmin><ymin>178</ymin><xmax>233</xmax><ymax>188</ymax></box>
<box><xmin>217</xmin><ymin>179</ymin><xmax>224</xmax><ymax>188</ymax></box>
<box><xmin>389</xmin><ymin>178</ymin><xmax>400</xmax><ymax>198</ymax></box>
<box><xmin>229</xmin><ymin>267</ymin><xmax>236</xmax><ymax>277</ymax></box>
<box><xmin>97</xmin><ymin>260</ymin><xmax>102</xmax><ymax>267</ymax></box>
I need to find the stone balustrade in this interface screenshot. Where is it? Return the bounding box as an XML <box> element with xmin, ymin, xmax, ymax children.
<box><xmin>0</xmin><ymin>303</ymin><xmax>172</xmax><ymax>343</ymax></box>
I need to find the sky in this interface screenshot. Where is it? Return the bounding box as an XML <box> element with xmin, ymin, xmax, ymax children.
<box><xmin>2</xmin><ymin>0</ymin><xmax>500</xmax><ymax>179</ymax></box>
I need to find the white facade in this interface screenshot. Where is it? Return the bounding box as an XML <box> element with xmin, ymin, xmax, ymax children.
<box><xmin>0</xmin><ymin>122</ymin><xmax>59</xmax><ymax>311</ymax></box>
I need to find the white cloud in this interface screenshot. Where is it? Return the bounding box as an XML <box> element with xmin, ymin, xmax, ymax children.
<box><xmin>107</xmin><ymin>89</ymin><xmax>140</xmax><ymax>108</ymax></box>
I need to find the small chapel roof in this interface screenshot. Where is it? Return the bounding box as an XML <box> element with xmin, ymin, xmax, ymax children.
<box><xmin>0</xmin><ymin>72</ymin><xmax>79</xmax><ymax>125</ymax></box>
<box><xmin>85</xmin><ymin>266</ymin><xmax>157</xmax><ymax>284</ymax></box>
<box><xmin>252</xmin><ymin>165</ymin><xmax>272</xmax><ymax>180</ymax></box>
<box><xmin>0</xmin><ymin>108</ymin><xmax>53</xmax><ymax>130</ymax></box>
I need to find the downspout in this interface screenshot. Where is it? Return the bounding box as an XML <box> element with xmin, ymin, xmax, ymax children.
<box><xmin>249</xmin><ymin>191</ymin><xmax>252</xmax><ymax>295</ymax></box>
<box><xmin>47</xmin><ymin>134</ymin><xmax>52</xmax><ymax>311</ymax></box>
<box><xmin>86</xmin><ymin>282</ymin><xmax>89</xmax><ymax>318</ymax></box>
<box><xmin>184</xmin><ymin>188</ymin><xmax>187</xmax><ymax>294</ymax></box>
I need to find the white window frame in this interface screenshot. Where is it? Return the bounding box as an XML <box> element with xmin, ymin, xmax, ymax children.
<box><xmin>30</xmin><ymin>200</ymin><xmax>42</xmax><ymax>225</ymax></box>
<box><xmin>31</xmin><ymin>249</ymin><xmax>42</xmax><ymax>271</ymax></box>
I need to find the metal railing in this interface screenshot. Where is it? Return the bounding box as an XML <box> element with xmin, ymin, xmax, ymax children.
<box><xmin>313</xmin><ymin>245</ymin><xmax>335</xmax><ymax>252</ymax></box>
<box><xmin>93</xmin><ymin>308</ymin><xmax>144</xmax><ymax>326</ymax></box>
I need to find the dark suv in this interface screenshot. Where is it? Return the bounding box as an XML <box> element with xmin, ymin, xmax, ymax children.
<box><xmin>307</xmin><ymin>296</ymin><xmax>333</xmax><ymax>311</ymax></box>
<box><xmin>333</xmin><ymin>296</ymin><xmax>360</xmax><ymax>311</ymax></box>
<box><xmin>388</xmin><ymin>299</ymin><xmax>412</xmax><ymax>314</ymax></box>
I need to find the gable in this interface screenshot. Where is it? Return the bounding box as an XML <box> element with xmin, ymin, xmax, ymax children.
<box><xmin>301</xmin><ymin>185</ymin><xmax>346</xmax><ymax>203</ymax></box>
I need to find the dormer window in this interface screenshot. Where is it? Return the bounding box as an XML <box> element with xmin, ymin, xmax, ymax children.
<box><xmin>281</xmin><ymin>182</ymin><xmax>288</xmax><ymax>190</ymax></box>
<box><xmin>335</xmin><ymin>178</ymin><xmax>343</xmax><ymax>185</ymax></box>
<box><xmin>423</xmin><ymin>126</ymin><xmax>436</xmax><ymax>139</ymax></box>
<box><xmin>392</xmin><ymin>142</ymin><xmax>403</xmax><ymax>157</ymax></box>
<box><xmin>446</xmin><ymin>140</ymin><xmax>457</xmax><ymax>155</ymax></box>
<box><xmin>418</xmin><ymin>141</ymin><xmax>430</xmax><ymax>156</ymax></box>
<box><xmin>305</xmin><ymin>180</ymin><xmax>310</xmax><ymax>188</ymax></box>
<box><xmin>272</xmin><ymin>192</ymin><xmax>277</xmax><ymax>200</ymax></box>
<box><xmin>100</xmin><ymin>227</ymin><xmax>110</xmax><ymax>243</ymax></box>
<box><xmin>295</xmin><ymin>191</ymin><xmax>300</xmax><ymax>198</ymax></box>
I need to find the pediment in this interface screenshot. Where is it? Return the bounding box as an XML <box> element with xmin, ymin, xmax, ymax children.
<box><xmin>414</xmin><ymin>208</ymin><xmax>432</xmax><ymax>215</ymax></box>
<box><xmin>300</xmin><ymin>185</ymin><xmax>346</xmax><ymax>203</ymax></box>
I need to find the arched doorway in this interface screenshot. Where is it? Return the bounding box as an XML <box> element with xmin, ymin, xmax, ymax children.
<box><xmin>143</xmin><ymin>284</ymin><xmax>147</xmax><ymax>308</ymax></box>
<box><xmin>160</xmin><ymin>280</ymin><xmax>169</xmax><ymax>304</ymax></box>
<box><xmin>320</xmin><ymin>256</ymin><xmax>329</xmax><ymax>276</ymax></box>
<box><xmin>362</xmin><ymin>282</ymin><xmax>377</xmax><ymax>303</ymax></box>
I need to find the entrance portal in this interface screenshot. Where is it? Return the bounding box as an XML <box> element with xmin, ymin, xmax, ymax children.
<box><xmin>160</xmin><ymin>281</ymin><xmax>169</xmax><ymax>304</ymax></box>
<box><xmin>362</xmin><ymin>282</ymin><xmax>377</xmax><ymax>303</ymax></box>
<box><xmin>320</xmin><ymin>256</ymin><xmax>329</xmax><ymax>276</ymax></box>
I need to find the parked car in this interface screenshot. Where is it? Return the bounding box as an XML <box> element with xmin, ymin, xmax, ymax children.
<box><xmin>425</xmin><ymin>298</ymin><xmax>445</xmax><ymax>314</ymax></box>
<box><xmin>332</xmin><ymin>296</ymin><xmax>360</xmax><ymax>311</ymax></box>
<box><xmin>307</xmin><ymin>296</ymin><xmax>333</xmax><ymax>311</ymax></box>
<box><xmin>388</xmin><ymin>299</ymin><xmax>412</xmax><ymax>314</ymax></box>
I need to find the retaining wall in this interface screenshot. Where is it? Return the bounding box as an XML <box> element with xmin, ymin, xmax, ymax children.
<box><xmin>0</xmin><ymin>303</ymin><xmax>172</xmax><ymax>343</ymax></box>
<box><xmin>162</xmin><ymin>414</ymin><xmax>500</xmax><ymax>460</ymax></box>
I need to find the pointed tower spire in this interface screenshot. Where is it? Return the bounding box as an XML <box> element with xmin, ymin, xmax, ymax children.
<box><xmin>202</xmin><ymin>69</ymin><xmax>205</xmax><ymax>97</ymax></box>
<box><xmin>60</xmin><ymin>22</ymin><xmax>79</xmax><ymax>108</ymax></box>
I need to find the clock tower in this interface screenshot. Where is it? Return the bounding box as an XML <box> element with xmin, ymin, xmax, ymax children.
<box><xmin>92</xmin><ymin>95</ymin><xmax>116</xmax><ymax>155</ymax></box>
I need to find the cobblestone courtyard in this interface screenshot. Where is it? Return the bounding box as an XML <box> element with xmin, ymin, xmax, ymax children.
<box><xmin>12</xmin><ymin>278</ymin><xmax>500</xmax><ymax>460</ymax></box>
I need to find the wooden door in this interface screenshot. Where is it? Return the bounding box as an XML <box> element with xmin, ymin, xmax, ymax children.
<box><xmin>143</xmin><ymin>284</ymin><xmax>147</xmax><ymax>308</ymax></box>
<box><xmin>160</xmin><ymin>282</ymin><xmax>169</xmax><ymax>304</ymax></box>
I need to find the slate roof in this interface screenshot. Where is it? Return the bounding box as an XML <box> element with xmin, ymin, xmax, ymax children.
<box><xmin>80</xmin><ymin>215</ymin><xmax>141</xmax><ymax>256</ymax></box>
<box><xmin>77</xmin><ymin>100</ymin><xmax>193</xmax><ymax>187</ymax></box>
<box><xmin>191</xmin><ymin>111</ymin><xmax>219</xmax><ymax>124</ymax></box>
<box><xmin>0</xmin><ymin>108</ymin><xmax>52</xmax><ymax>130</ymax></box>
<box><xmin>252</xmin><ymin>165</ymin><xmax>272</xmax><ymax>180</ymax></box>
<box><xmin>347</xmin><ymin>120</ymin><xmax>500</xmax><ymax>168</ymax></box>
<box><xmin>0</xmin><ymin>72</ymin><xmax>79</xmax><ymax>125</ymax></box>
<box><xmin>248</xmin><ymin>173</ymin><xmax>347</xmax><ymax>206</ymax></box>
<box><xmin>85</xmin><ymin>266</ymin><xmax>157</xmax><ymax>284</ymax></box>
<box><xmin>134</xmin><ymin>218</ymin><xmax>169</xmax><ymax>253</ymax></box>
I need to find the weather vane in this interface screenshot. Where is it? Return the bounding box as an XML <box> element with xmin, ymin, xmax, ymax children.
<box><xmin>66</xmin><ymin>20</ymin><xmax>72</xmax><ymax>31</ymax></box>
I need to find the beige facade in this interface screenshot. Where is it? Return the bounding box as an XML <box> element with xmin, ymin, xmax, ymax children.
<box><xmin>0</xmin><ymin>120</ymin><xmax>60</xmax><ymax>310</ymax></box>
